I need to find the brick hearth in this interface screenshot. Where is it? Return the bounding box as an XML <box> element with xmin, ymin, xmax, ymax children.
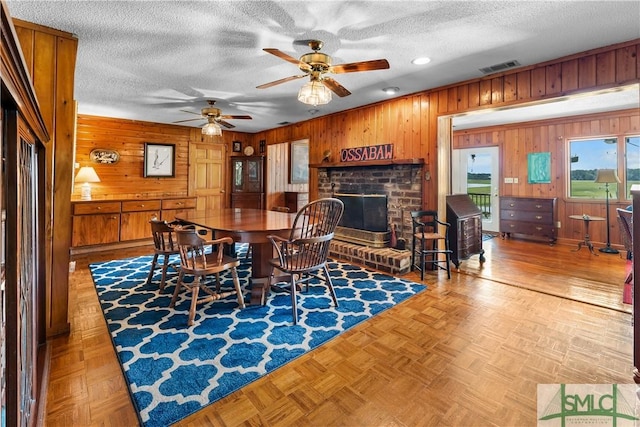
<box><xmin>318</xmin><ymin>162</ymin><xmax>422</xmax><ymax>276</ymax></box>
<box><xmin>330</xmin><ymin>240</ymin><xmax>411</xmax><ymax>275</ymax></box>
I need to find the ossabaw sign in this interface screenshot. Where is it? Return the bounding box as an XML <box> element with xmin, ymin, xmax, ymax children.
<box><xmin>340</xmin><ymin>144</ymin><xmax>393</xmax><ymax>163</ymax></box>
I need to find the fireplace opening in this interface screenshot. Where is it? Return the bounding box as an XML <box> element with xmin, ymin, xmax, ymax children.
<box><xmin>335</xmin><ymin>193</ymin><xmax>388</xmax><ymax>232</ymax></box>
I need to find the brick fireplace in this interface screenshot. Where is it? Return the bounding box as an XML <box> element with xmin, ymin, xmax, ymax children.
<box><xmin>316</xmin><ymin>160</ymin><xmax>424</xmax><ymax>275</ymax></box>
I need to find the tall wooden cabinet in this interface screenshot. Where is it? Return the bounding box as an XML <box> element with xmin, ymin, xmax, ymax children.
<box><xmin>446</xmin><ymin>194</ymin><xmax>486</xmax><ymax>269</ymax></box>
<box><xmin>231</xmin><ymin>156</ymin><xmax>264</xmax><ymax>209</ymax></box>
<box><xmin>2</xmin><ymin>2</ymin><xmax>54</xmax><ymax>424</ymax></box>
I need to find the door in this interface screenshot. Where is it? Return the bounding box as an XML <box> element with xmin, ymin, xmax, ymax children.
<box><xmin>189</xmin><ymin>143</ymin><xmax>226</xmax><ymax>216</ymax></box>
<box><xmin>452</xmin><ymin>146</ymin><xmax>500</xmax><ymax>232</ymax></box>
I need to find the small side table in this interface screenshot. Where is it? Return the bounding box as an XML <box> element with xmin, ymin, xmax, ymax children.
<box><xmin>569</xmin><ymin>214</ymin><xmax>606</xmax><ymax>255</ymax></box>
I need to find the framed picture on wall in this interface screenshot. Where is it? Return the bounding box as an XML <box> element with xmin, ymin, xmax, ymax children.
<box><xmin>233</xmin><ymin>141</ymin><xmax>242</xmax><ymax>152</ymax></box>
<box><xmin>527</xmin><ymin>152</ymin><xmax>551</xmax><ymax>184</ymax></box>
<box><xmin>144</xmin><ymin>143</ymin><xmax>175</xmax><ymax>177</ymax></box>
<box><xmin>289</xmin><ymin>139</ymin><xmax>309</xmax><ymax>184</ymax></box>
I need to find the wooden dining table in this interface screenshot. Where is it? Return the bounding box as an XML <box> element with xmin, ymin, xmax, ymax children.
<box><xmin>175</xmin><ymin>208</ymin><xmax>297</xmax><ymax>305</ymax></box>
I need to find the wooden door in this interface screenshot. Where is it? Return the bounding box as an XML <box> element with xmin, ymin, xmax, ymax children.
<box><xmin>189</xmin><ymin>143</ymin><xmax>226</xmax><ymax>217</ymax></box>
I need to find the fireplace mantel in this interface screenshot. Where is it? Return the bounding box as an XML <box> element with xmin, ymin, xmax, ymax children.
<box><xmin>310</xmin><ymin>158</ymin><xmax>424</xmax><ymax>169</ymax></box>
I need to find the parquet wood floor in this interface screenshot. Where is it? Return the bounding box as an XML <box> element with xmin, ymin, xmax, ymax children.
<box><xmin>46</xmin><ymin>238</ymin><xmax>633</xmax><ymax>426</ymax></box>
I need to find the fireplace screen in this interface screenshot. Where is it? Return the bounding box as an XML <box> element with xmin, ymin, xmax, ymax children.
<box><xmin>335</xmin><ymin>193</ymin><xmax>388</xmax><ymax>232</ymax></box>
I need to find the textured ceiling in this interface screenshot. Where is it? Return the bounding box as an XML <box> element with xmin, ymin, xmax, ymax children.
<box><xmin>6</xmin><ymin>1</ymin><xmax>640</xmax><ymax>133</ymax></box>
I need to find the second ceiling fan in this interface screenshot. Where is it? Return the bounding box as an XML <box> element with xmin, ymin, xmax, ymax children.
<box><xmin>257</xmin><ymin>40</ymin><xmax>390</xmax><ymax>105</ymax></box>
<box><xmin>173</xmin><ymin>100</ymin><xmax>252</xmax><ymax>129</ymax></box>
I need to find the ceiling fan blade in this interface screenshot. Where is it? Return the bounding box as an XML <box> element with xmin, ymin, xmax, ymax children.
<box><xmin>322</xmin><ymin>78</ymin><xmax>351</xmax><ymax>97</ymax></box>
<box><xmin>178</xmin><ymin>109</ymin><xmax>203</xmax><ymax>116</ymax></box>
<box><xmin>217</xmin><ymin>120</ymin><xmax>236</xmax><ymax>129</ymax></box>
<box><xmin>257</xmin><ymin>74</ymin><xmax>306</xmax><ymax>89</ymax></box>
<box><xmin>330</xmin><ymin>59</ymin><xmax>390</xmax><ymax>74</ymax></box>
<box><xmin>263</xmin><ymin>48</ymin><xmax>310</xmax><ymax>71</ymax></box>
<box><xmin>220</xmin><ymin>115</ymin><xmax>252</xmax><ymax>120</ymax></box>
<box><xmin>172</xmin><ymin>117</ymin><xmax>204</xmax><ymax>124</ymax></box>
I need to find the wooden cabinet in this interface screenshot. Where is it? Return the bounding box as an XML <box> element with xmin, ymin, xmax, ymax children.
<box><xmin>446</xmin><ymin>194</ymin><xmax>485</xmax><ymax>268</ymax></box>
<box><xmin>499</xmin><ymin>197</ymin><xmax>557</xmax><ymax>243</ymax></box>
<box><xmin>231</xmin><ymin>156</ymin><xmax>264</xmax><ymax>209</ymax></box>
<box><xmin>71</xmin><ymin>197</ymin><xmax>196</xmax><ymax>248</ymax></box>
<box><xmin>71</xmin><ymin>202</ymin><xmax>121</xmax><ymax>246</ymax></box>
<box><xmin>120</xmin><ymin>200</ymin><xmax>161</xmax><ymax>241</ymax></box>
<box><xmin>285</xmin><ymin>192</ymin><xmax>309</xmax><ymax>212</ymax></box>
<box><xmin>161</xmin><ymin>197</ymin><xmax>197</xmax><ymax>221</ymax></box>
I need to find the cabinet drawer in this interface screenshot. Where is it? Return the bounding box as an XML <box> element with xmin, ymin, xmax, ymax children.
<box><xmin>73</xmin><ymin>202</ymin><xmax>121</xmax><ymax>215</ymax></box>
<box><xmin>162</xmin><ymin>198</ymin><xmax>197</xmax><ymax>210</ymax></box>
<box><xmin>500</xmin><ymin>209</ymin><xmax>554</xmax><ymax>223</ymax></box>
<box><xmin>500</xmin><ymin>198</ymin><xmax>553</xmax><ymax>211</ymax></box>
<box><xmin>501</xmin><ymin>220</ymin><xmax>555</xmax><ymax>235</ymax></box>
<box><xmin>122</xmin><ymin>200</ymin><xmax>162</xmax><ymax>212</ymax></box>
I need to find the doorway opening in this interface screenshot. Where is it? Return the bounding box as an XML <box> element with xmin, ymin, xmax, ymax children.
<box><xmin>451</xmin><ymin>146</ymin><xmax>500</xmax><ymax>233</ymax></box>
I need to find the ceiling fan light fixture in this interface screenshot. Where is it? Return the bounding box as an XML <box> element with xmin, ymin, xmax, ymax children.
<box><xmin>298</xmin><ymin>79</ymin><xmax>332</xmax><ymax>106</ymax></box>
<box><xmin>202</xmin><ymin>121</ymin><xmax>222</xmax><ymax>136</ymax></box>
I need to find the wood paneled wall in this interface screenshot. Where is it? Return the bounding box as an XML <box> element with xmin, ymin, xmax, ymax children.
<box><xmin>453</xmin><ymin>108</ymin><xmax>640</xmax><ymax>245</ymax></box>
<box><xmin>74</xmin><ymin>115</ymin><xmax>251</xmax><ymax>205</ymax></box>
<box><xmin>254</xmin><ymin>39</ymin><xmax>639</xmax><ymax>212</ymax></box>
<box><xmin>14</xmin><ymin>18</ymin><xmax>77</xmax><ymax>337</ymax></box>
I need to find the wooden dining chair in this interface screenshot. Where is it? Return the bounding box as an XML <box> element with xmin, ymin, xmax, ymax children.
<box><xmin>411</xmin><ymin>210</ymin><xmax>452</xmax><ymax>280</ymax></box>
<box><xmin>146</xmin><ymin>219</ymin><xmax>180</xmax><ymax>291</ymax></box>
<box><xmin>267</xmin><ymin>198</ymin><xmax>344</xmax><ymax>324</ymax></box>
<box><xmin>170</xmin><ymin>228</ymin><xmax>245</xmax><ymax>326</ymax></box>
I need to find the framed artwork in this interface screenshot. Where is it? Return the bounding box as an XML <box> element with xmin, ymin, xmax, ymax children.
<box><xmin>289</xmin><ymin>139</ymin><xmax>309</xmax><ymax>184</ymax></box>
<box><xmin>144</xmin><ymin>143</ymin><xmax>175</xmax><ymax>177</ymax></box>
<box><xmin>527</xmin><ymin>152</ymin><xmax>551</xmax><ymax>184</ymax></box>
<box><xmin>232</xmin><ymin>141</ymin><xmax>242</xmax><ymax>153</ymax></box>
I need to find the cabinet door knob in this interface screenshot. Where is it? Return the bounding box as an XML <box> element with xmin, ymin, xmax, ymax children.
<box><xmin>535</xmin><ymin>215</ymin><xmax>542</xmax><ymax>220</ymax></box>
<box><xmin>509</xmin><ymin>203</ymin><xmax>515</xmax><ymax>207</ymax></box>
<box><xmin>97</xmin><ymin>206</ymin><xmax>102</xmax><ymax>210</ymax></box>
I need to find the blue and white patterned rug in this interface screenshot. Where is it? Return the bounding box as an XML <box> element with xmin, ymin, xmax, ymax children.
<box><xmin>89</xmin><ymin>245</ymin><xmax>425</xmax><ymax>427</ymax></box>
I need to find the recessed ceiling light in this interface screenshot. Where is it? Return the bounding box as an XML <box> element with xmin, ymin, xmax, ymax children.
<box><xmin>412</xmin><ymin>57</ymin><xmax>431</xmax><ymax>65</ymax></box>
<box><xmin>382</xmin><ymin>87</ymin><xmax>399</xmax><ymax>95</ymax></box>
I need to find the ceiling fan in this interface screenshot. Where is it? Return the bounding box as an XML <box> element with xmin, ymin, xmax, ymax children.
<box><xmin>173</xmin><ymin>100</ymin><xmax>252</xmax><ymax>129</ymax></box>
<box><xmin>257</xmin><ymin>40</ymin><xmax>390</xmax><ymax>105</ymax></box>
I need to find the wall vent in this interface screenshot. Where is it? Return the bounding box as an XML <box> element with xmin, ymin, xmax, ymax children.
<box><xmin>479</xmin><ymin>60</ymin><xmax>521</xmax><ymax>75</ymax></box>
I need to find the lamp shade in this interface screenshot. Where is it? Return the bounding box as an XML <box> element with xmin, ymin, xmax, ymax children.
<box><xmin>594</xmin><ymin>169</ymin><xmax>621</xmax><ymax>184</ymax></box>
<box><xmin>75</xmin><ymin>166</ymin><xmax>101</xmax><ymax>183</ymax></box>
<box><xmin>298</xmin><ymin>79</ymin><xmax>332</xmax><ymax>106</ymax></box>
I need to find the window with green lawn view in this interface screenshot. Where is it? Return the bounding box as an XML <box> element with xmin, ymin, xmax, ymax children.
<box><xmin>569</xmin><ymin>136</ymin><xmax>639</xmax><ymax>200</ymax></box>
<box><xmin>625</xmin><ymin>136</ymin><xmax>640</xmax><ymax>199</ymax></box>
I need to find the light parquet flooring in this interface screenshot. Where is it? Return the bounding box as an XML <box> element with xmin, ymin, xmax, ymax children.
<box><xmin>47</xmin><ymin>238</ymin><xmax>633</xmax><ymax>426</ymax></box>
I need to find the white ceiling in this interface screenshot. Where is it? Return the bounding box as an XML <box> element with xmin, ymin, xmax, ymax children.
<box><xmin>6</xmin><ymin>1</ymin><xmax>640</xmax><ymax>133</ymax></box>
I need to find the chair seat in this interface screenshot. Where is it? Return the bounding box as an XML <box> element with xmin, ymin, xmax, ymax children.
<box><xmin>413</xmin><ymin>232</ymin><xmax>445</xmax><ymax>241</ymax></box>
<box><xmin>180</xmin><ymin>253</ymin><xmax>239</xmax><ymax>275</ymax></box>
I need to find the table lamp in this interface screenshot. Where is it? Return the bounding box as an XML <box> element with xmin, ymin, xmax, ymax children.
<box><xmin>75</xmin><ymin>166</ymin><xmax>100</xmax><ymax>200</ymax></box>
<box><xmin>594</xmin><ymin>168</ymin><xmax>620</xmax><ymax>254</ymax></box>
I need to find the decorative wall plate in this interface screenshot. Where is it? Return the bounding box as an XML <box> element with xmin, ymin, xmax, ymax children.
<box><xmin>243</xmin><ymin>146</ymin><xmax>255</xmax><ymax>156</ymax></box>
<box><xmin>90</xmin><ymin>149</ymin><xmax>120</xmax><ymax>164</ymax></box>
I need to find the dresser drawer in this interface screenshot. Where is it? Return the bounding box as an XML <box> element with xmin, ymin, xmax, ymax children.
<box><xmin>501</xmin><ymin>220</ymin><xmax>555</xmax><ymax>236</ymax></box>
<box><xmin>73</xmin><ymin>201</ymin><xmax>121</xmax><ymax>215</ymax></box>
<box><xmin>122</xmin><ymin>200</ymin><xmax>162</xmax><ymax>212</ymax></box>
<box><xmin>500</xmin><ymin>198</ymin><xmax>554</xmax><ymax>211</ymax></box>
<box><xmin>500</xmin><ymin>209</ymin><xmax>554</xmax><ymax>223</ymax></box>
<box><xmin>162</xmin><ymin>198</ymin><xmax>197</xmax><ymax>210</ymax></box>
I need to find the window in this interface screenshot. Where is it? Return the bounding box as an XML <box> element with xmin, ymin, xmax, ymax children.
<box><xmin>569</xmin><ymin>138</ymin><xmax>618</xmax><ymax>199</ymax></box>
<box><xmin>626</xmin><ymin>136</ymin><xmax>640</xmax><ymax>199</ymax></box>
